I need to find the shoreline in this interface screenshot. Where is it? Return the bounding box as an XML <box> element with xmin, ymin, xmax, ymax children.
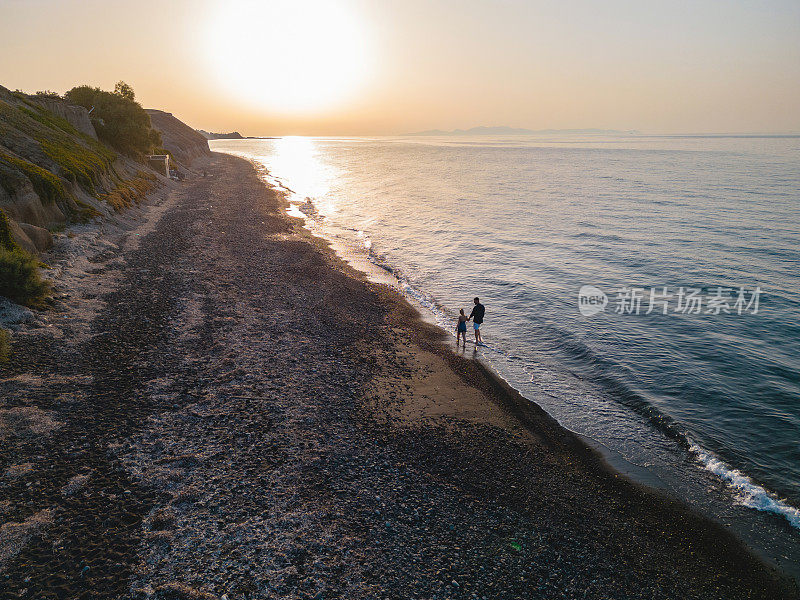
<box><xmin>0</xmin><ymin>152</ymin><xmax>797</xmax><ymax>598</ymax></box>
<box><xmin>235</xmin><ymin>147</ymin><xmax>800</xmax><ymax>573</ymax></box>
<box><xmin>239</xmin><ymin>152</ymin><xmax>800</xmax><ymax>592</ymax></box>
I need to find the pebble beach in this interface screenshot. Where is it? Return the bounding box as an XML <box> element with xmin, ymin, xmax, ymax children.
<box><xmin>0</xmin><ymin>153</ymin><xmax>796</xmax><ymax>600</ymax></box>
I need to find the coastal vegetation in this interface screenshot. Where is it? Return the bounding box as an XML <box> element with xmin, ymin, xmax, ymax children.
<box><xmin>0</xmin><ymin>81</ymin><xmax>167</xmax><ymax>309</ymax></box>
<box><xmin>99</xmin><ymin>170</ymin><xmax>157</xmax><ymax>211</ymax></box>
<box><xmin>0</xmin><ymin>210</ymin><xmax>50</xmax><ymax>307</ymax></box>
<box><xmin>0</xmin><ymin>246</ymin><xmax>50</xmax><ymax>307</ymax></box>
<box><xmin>0</xmin><ymin>94</ymin><xmax>114</xmax><ymax>201</ymax></box>
<box><xmin>0</xmin><ymin>147</ymin><xmax>68</xmax><ymax>205</ymax></box>
<box><xmin>0</xmin><ymin>208</ymin><xmax>21</xmax><ymax>251</ymax></box>
<box><xmin>64</xmin><ymin>82</ymin><xmax>161</xmax><ymax>156</ymax></box>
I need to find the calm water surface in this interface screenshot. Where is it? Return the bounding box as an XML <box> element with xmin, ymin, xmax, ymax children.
<box><xmin>213</xmin><ymin>134</ymin><xmax>800</xmax><ymax>569</ymax></box>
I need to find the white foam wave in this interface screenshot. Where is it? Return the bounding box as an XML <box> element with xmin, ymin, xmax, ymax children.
<box><xmin>689</xmin><ymin>444</ymin><xmax>800</xmax><ymax>529</ymax></box>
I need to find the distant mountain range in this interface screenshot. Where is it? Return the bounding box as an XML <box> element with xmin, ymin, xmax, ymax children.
<box><xmin>404</xmin><ymin>126</ymin><xmax>639</xmax><ymax>136</ymax></box>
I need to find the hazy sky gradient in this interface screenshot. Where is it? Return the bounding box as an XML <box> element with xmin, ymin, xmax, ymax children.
<box><xmin>1</xmin><ymin>0</ymin><xmax>799</xmax><ymax>135</ymax></box>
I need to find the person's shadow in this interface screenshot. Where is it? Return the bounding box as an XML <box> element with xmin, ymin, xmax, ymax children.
<box><xmin>454</xmin><ymin>341</ymin><xmax>479</xmax><ymax>358</ymax></box>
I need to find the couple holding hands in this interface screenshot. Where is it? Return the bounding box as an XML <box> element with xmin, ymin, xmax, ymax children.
<box><xmin>456</xmin><ymin>297</ymin><xmax>486</xmax><ymax>347</ymax></box>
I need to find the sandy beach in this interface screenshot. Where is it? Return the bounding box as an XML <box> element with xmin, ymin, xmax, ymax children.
<box><xmin>0</xmin><ymin>153</ymin><xmax>796</xmax><ymax>599</ymax></box>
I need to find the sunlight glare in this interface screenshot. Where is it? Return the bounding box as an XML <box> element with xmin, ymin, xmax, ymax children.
<box><xmin>268</xmin><ymin>137</ymin><xmax>338</xmax><ymax>219</ymax></box>
<box><xmin>205</xmin><ymin>0</ymin><xmax>371</xmax><ymax>114</ymax></box>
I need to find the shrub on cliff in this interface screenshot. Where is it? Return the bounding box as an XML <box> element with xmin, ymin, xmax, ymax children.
<box><xmin>0</xmin><ymin>211</ymin><xmax>50</xmax><ymax>306</ymax></box>
<box><xmin>0</xmin><ymin>148</ymin><xmax>68</xmax><ymax>205</ymax></box>
<box><xmin>64</xmin><ymin>82</ymin><xmax>161</xmax><ymax>156</ymax></box>
<box><xmin>0</xmin><ymin>247</ymin><xmax>51</xmax><ymax>307</ymax></box>
<box><xmin>99</xmin><ymin>170</ymin><xmax>157</xmax><ymax>212</ymax></box>
<box><xmin>0</xmin><ymin>209</ymin><xmax>21</xmax><ymax>252</ymax></box>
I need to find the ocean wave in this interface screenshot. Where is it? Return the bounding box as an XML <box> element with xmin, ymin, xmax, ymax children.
<box><xmin>689</xmin><ymin>444</ymin><xmax>800</xmax><ymax>529</ymax></box>
<box><xmin>539</xmin><ymin>327</ymin><xmax>692</xmax><ymax>447</ymax></box>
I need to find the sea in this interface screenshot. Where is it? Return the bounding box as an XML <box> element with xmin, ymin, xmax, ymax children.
<box><xmin>211</xmin><ymin>134</ymin><xmax>800</xmax><ymax>573</ymax></box>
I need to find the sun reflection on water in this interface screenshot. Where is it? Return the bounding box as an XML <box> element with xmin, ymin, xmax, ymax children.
<box><xmin>268</xmin><ymin>137</ymin><xmax>335</xmax><ymax>215</ymax></box>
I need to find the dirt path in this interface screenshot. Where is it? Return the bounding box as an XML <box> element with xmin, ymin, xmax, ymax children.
<box><xmin>0</xmin><ymin>153</ymin><xmax>795</xmax><ymax>600</ymax></box>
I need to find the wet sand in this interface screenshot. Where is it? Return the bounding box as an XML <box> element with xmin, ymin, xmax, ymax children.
<box><xmin>0</xmin><ymin>153</ymin><xmax>796</xmax><ymax>599</ymax></box>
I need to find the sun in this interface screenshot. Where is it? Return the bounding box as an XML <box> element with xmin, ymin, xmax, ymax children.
<box><xmin>205</xmin><ymin>0</ymin><xmax>372</xmax><ymax>114</ymax></box>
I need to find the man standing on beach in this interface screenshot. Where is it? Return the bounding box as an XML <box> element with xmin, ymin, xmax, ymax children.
<box><xmin>469</xmin><ymin>297</ymin><xmax>485</xmax><ymax>345</ymax></box>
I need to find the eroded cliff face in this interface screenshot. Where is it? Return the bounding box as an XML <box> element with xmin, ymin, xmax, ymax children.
<box><xmin>0</xmin><ymin>179</ymin><xmax>66</xmax><ymax>253</ymax></box>
<box><xmin>0</xmin><ymin>85</ymin><xmax>161</xmax><ymax>253</ymax></box>
<box><xmin>146</xmin><ymin>109</ymin><xmax>210</xmax><ymax>166</ymax></box>
<box><xmin>27</xmin><ymin>97</ymin><xmax>98</xmax><ymax>139</ymax></box>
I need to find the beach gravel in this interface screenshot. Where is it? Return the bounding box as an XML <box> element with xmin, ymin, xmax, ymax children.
<box><xmin>0</xmin><ymin>153</ymin><xmax>796</xmax><ymax>599</ymax></box>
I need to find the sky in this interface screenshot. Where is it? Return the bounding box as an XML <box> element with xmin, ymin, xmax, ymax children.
<box><xmin>1</xmin><ymin>0</ymin><xmax>799</xmax><ymax>136</ymax></box>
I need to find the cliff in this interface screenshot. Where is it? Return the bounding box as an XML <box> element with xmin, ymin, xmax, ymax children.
<box><xmin>27</xmin><ymin>96</ymin><xmax>98</xmax><ymax>139</ymax></box>
<box><xmin>145</xmin><ymin>110</ymin><xmax>210</xmax><ymax>166</ymax></box>
<box><xmin>0</xmin><ymin>85</ymin><xmax>160</xmax><ymax>253</ymax></box>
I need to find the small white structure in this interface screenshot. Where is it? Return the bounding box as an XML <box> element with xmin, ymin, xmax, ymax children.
<box><xmin>147</xmin><ymin>154</ymin><xmax>169</xmax><ymax>178</ymax></box>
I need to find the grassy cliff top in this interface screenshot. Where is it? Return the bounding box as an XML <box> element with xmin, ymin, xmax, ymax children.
<box><xmin>0</xmin><ymin>87</ymin><xmax>116</xmax><ymax>209</ymax></box>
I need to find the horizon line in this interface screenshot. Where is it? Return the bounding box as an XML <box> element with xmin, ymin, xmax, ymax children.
<box><xmin>205</xmin><ymin>131</ymin><xmax>800</xmax><ymax>139</ymax></box>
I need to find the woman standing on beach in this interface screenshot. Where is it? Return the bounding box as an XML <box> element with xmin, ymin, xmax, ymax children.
<box><xmin>456</xmin><ymin>309</ymin><xmax>468</xmax><ymax>347</ymax></box>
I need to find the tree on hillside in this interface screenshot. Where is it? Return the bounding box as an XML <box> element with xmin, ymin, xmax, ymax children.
<box><xmin>65</xmin><ymin>83</ymin><xmax>160</xmax><ymax>155</ymax></box>
<box><xmin>35</xmin><ymin>90</ymin><xmax>62</xmax><ymax>99</ymax></box>
<box><xmin>114</xmin><ymin>81</ymin><xmax>135</xmax><ymax>101</ymax></box>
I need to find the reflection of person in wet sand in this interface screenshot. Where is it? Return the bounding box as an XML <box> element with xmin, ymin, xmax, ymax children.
<box><xmin>468</xmin><ymin>297</ymin><xmax>485</xmax><ymax>345</ymax></box>
<box><xmin>456</xmin><ymin>308</ymin><xmax>468</xmax><ymax>347</ymax></box>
